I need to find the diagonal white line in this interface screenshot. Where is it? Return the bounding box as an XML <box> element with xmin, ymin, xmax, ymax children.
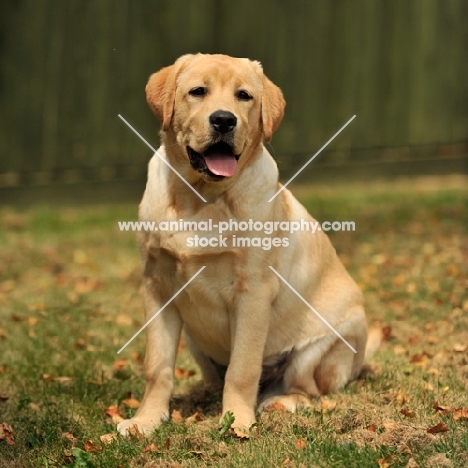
<box><xmin>118</xmin><ymin>114</ymin><xmax>207</xmax><ymax>203</ymax></box>
<box><xmin>268</xmin><ymin>115</ymin><xmax>356</xmax><ymax>202</ymax></box>
<box><xmin>268</xmin><ymin>266</ymin><xmax>357</xmax><ymax>353</ymax></box>
<box><xmin>117</xmin><ymin>266</ymin><xmax>206</xmax><ymax>354</ymax></box>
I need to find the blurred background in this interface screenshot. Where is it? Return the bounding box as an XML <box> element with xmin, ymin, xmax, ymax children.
<box><xmin>0</xmin><ymin>0</ymin><xmax>467</xmax><ymax>204</ymax></box>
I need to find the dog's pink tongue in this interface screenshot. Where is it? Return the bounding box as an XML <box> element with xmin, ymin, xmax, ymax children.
<box><xmin>204</xmin><ymin>154</ymin><xmax>237</xmax><ymax>177</ymax></box>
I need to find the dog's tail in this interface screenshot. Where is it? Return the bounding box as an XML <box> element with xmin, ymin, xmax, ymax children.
<box><xmin>365</xmin><ymin>323</ymin><xmax>381</xmax><ymax>361</ymax></box>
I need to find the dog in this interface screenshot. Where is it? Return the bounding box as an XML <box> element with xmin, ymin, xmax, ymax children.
<box><xmin>117</xmin><ymin>53</ymin><xmax>371</xmax><ymax>436</ymax></box>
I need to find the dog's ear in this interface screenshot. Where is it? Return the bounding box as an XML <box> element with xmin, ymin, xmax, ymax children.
<box><xmin>146</xmin><ymin>54</ymin><xmax>193</xmax><ymax>131</ymax></box>
<box><xmin>261</xmin><ymin>75</ymin><xmax>286</xmax><ymax>142</ymax></box>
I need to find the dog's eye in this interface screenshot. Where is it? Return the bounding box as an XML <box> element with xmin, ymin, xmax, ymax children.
<box><xmin>236</xmin><ymin>90</ymin><xmax>253</xmax><ymax>101</ymax></box>
<box><xmin>189</xmin><ymin>87</ymin><xmax>207</xmax><ymax>97</ymax></box>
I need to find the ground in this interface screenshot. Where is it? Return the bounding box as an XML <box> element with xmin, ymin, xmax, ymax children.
<box><xmin>0</xmin><ymin>177</ymin><xmax>467</xmax><ymax>467</ymax></box>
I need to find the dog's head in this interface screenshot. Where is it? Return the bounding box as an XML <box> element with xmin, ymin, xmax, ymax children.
<box><xmin>146</xmin><ymin>54</ymin><xmax>285</xmax><ymax>182</ymax></box>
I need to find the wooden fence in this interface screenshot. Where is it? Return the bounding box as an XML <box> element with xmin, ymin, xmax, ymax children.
<box><xmin>0</xmin><ymin>0</ymin><xmax>466</xmax><ymax>189</ymax></box>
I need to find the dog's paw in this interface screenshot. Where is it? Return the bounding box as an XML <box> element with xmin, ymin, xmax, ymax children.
<box><xmin>258</xmin><ymin>393</ymin><xmax>312</xmax><ymax>413</ymax></box>
<box><xmin>117</xmin><ymin>418</ymin><xmax>160</xmax><ymax>437</ymax></box>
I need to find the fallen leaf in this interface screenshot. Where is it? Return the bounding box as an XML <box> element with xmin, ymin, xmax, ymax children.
<box><xmin>186</xmin><ymin>412</ymin><xmax>204</xmax><ymax>423</ymax></box>
<box><xmin>84</xmin><ymin>440</ymin><xmax>102</xmax><ymax>452</ymax></box>
<box><xmin>295</xmin><ymin>438</ymin><xmax>307</xmax><ymax>450</ymax></box>
<box><xmin>320</xmin><ymin>398</ymin><xmax>337</xmax><ymax>413</ymax></box>
<box><xmin>0</xmin><ymin>394</ymin><xmax>9</xmax><ymax>401</ymax></box>
<box><xmin>427</xmin><ymin>336</ymin><xmax>439</xmax><ymax>345</ymax></box>
<box><xmin>62</xmin><ymin>432</ymin><xmax>76</xmax><ymax>443</ymax></box>
<box><xmin>432</xmin><ymin>402</ymin><xmax>451</xmax><ymax>415</ymax></box>
<box><xmin>163</xmin><ymin>437</ymin><xmax>171</xmax><ymax>449</ymax></box>
<box><xmin>393</xmin><ymin>345</ymin><xmax>407</xmax><ymax>356</ymax></box>
<box><xmin>365</xmin><ymin>424</ymin><xmax>377</xmax><ymax>432</ymax></box>
<box><xmin>264</xmin><ymin>402</ymin><xmax>287</xmax><ymax>412</ymax></box>
<box><xmin>0</xmin><ymin>423</ymin><xmax>14</xmax><ymax>446</ymax></box>
<box><xmin>189</xmin><ymin>450</ymin><xmax>204</xmax><ymax>458</ymax></box>
<box><xmin>144</xmin><ymin>443</ymin><xmax>159</xmax><ymax>452</ymax></box>
<box><xmin>28</xmin><ymin>403</ymin><xmax>40</xmax><ymax>411</ymax></box>
<box><xmin>400</xmin><ymin>409</ymin><xmax>416</xmax><ymax>418</ymax></box>
<box><xmin>106</xmin><ymin>405</ymin><xmax>122</xmax><ymax>418</ymax></box>
<box><xmin>99</xmin><ymin>433</ymin><xmax>117</xmax><ymax>445</ymax></box>
<box><xmin>453</xmin><ymin>408</ymin><xmax>468</xmax><ymax>421</ymax></box>
<box><xmin>407</xmin><ymin>335</ymin><xmax>420</xmax><ymax>345</ymax></box>
<box><xmin>396</xmin><ymin>390</ymin><xmax>410</xmax><ymax>406</ymax></box>
<box><xmin>171</xmin><ymin>409</ymin><xmax>183</xmax><ymax>422</ymax></box>
<box><xmin>410</xmin><ymin>352</ymin><xmax>430</xmax><ymax>366</ymax></box>
<box><xmin>377</xmin><ymin>459</ymin><xmax>390</xmax><ymax>468</ymax></box>
<box><xmin>427</xmin><ymin>422</ymin><xmax>449</xmax><ymax>434</ymax></box>
<box><xmin>111</xmin><ymin>414</ymin><xmax>124</xmax><ymax>424</ymax></box>
<box><xmin>0</xmin><ymin>328</ymin><xmax>7</xmax><ymax>339</ymax></box>
<box><xmin>113</xmin><ymin>359</ymin><xmax>128</xmax><ymax>371</ymax></box>
<box><xmin>381</xmin><ymin>325</ymin><xmax>392</xmax><ymax>341</ymax></box>
<box><xmin>453</xmin><ymin>343</ymin><xmax>467</xmax><ymax>353</ymax></box>
<box><xmin>122</xmin><ymin>398</ymin><xmax>140</xmax><ymax>409</ymax></box>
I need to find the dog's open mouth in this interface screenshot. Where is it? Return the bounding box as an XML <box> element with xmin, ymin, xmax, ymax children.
<box><xmin>187</xmin><ymin>142</ymin><xmax>239</xmax><ymax>179</ymax></box>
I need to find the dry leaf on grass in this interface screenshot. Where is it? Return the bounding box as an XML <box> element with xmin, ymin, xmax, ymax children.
<box><xmin>113</xmin><ymin>359</ymin><xmax>128</xmax><ymax>370</ymax></box>
<box><xmin>186</xmin><ymin>412</ymin><xmax>204</xmax><ymax>423</ymax></box>
<box><xmin>105</xmin><ymin>404</ymin><xmax>123</xmax><ymax>418</ymax></box>
<box><xmin>99</xmin><ymin>433</ymin><xmax>117</xmax><ymax>445</ymax></box>
<box><xmin>122</xmin><ymin>398</ymin><xmax>140</xmax><ymax>409</ymax></box>
<box><xmin>453</xmin><ymin>343</ymin><xmax>467</xmax><ymax>353</ymax></box>
<box><xmin>427</xmin><ymin>422</ymin><xmax>449</xmax><ymax>434</ymax></box>
<box><xmin>377</xmin><ymin>459</ymin><xmax>391</xmax><ymax>468</ymax></box>
<box><xmin>0</xmin><ymin>393</ymin><xmax>9</xmax><ymax>401</ymax></box>
<box><xmin>396</xmin><ymin>390</ymin><xmax>410</xmax><ymax>406</ymax></box>
<box><xmin>0</xmin><ymin>423</ymin><xmax>14</xmax><ymax>446</ymax></box>
<box><xmin>61</xmin><ymin>432</ymin><xmax>77</xmax><ymax>443</ymax></box>
<box><xmin>320</xmin><ymin>398</ymin><xmax>337</xmax><ymax>413</ymax></box>
<box><xmin>85</xmin><ymin>440</ymin><xmax>102</xmax><ymax>452</ymax></box>
<box><xmin>365</xmin><ymin>424</ymin><xmax>377</xmax><ymax>432</ymax></box>
<box><xmin>144</xmin><ymin>443</ymin><xmax>159</xmax><ymax>452</ymax></box>
<box><xmin>295</xmin><ymin>438</ymin><xmax>307</xmax><ymax>450</ymax></box>
<box><xmin>399</xmin><ymin>409</ymin><xmax>416</xmax><ymax>418</ymax></box>
<box><xmin>453</xmin><ymin>408</ymin><xmax>468</xmax><ymax>421</ymax></box>
<box><xmin>432</xmin><ymin>402</ymin><xmax>451</xmax><ymax>415</ymax></box>
<box><xmin>171</xmin><ymin>409</ymin><xmax>183</xmax><ymax>422</ymax></box>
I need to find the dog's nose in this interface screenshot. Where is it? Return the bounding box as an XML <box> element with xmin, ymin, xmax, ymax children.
<box><xmin>209</xmin><ymin>110</ymin><xmax>237</xmax><ymax>134</ymax></box>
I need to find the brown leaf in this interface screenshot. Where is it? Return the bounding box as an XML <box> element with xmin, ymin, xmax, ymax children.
<box><xmin>264</xmin><ymin>401</ymin><xmax>287</xmax><ymax>412</ymax></box>
<box><xmin>427</xmin><ymin>336</ymin><xmax>439</xmax><ymax>345</ymax></box>
<box><xmin>410</xmin><ymin>352</ymin><xmax>430</xmax><ymax>366</ymax></box>
<box><xmin>113</xmin><ymin>359</ymin><xmax>128</xmax><ymax>371</ymax></box>
<box><xmin>427</xmin><ymin>422</ymin><xmax>449</xmax><ymax>434</ymax></box>
<box><xmin>99</xmin><ymin>433</ymin><xmax>117</xmax><ymax>445</ymax></box>
<box><xmin>396</xmin><ymin>390</ymin><xmax>410</xmax><ymax>406</ymax></box>
<box><xmin>453</xmin><ymin>343</ymin><xmax>467</xmax><ymax>353</ymax></box>
<box><xmin>400</xmin><ymin>409</ymin><xmax>416</xmax><ymax>418</ymax></box>
<box><xmin>0</xmin><ymin>423</ymin><xmax>14</xmax><ymax>446</ymax></box>
<box><xmin>432</xmin><ymin>402</ymin><xmax>451</xmax><ymax>415</ymax></box>
<box><xmin>381</xmin><ymin>325</ymin><xmax>392</xmax><ymax>341</ymax></box>
<box><xmin>84</xmin><ymin>440</ymin><xmax>102</xmax><ymax>452</ymax></box>
<box><xmin>0</xmin><ymin>393</ymin><xmax>9</xmax><ymax>401</ymax></box>
<box><xmin>62</xmin><ymin>432</ymin><xmax>77</xmax><ymax>443</ymax></box>
<box><xmin>377</xmin><ymin>459</ymin><xmax>390</xmax><ymax>468</ymax></box>
<box><xmin>171</xmin><ymin>409</ymin><xmax>183</xmax><ymax>422</ymax></box>
<box><xmin>295</xmin><ymin>438</ymin><xmax>307</xmax><ymax>450</ymax></box>
<box><xmin>393</xmin><ymin>345</ymin><xmax>407</xmax><ymax>356</ymax></box>
<box><xmin>144</xmin><ymin>443</ymin><xmax>159</xmax><ymax>452</ymax></box>
<box><xmin>0</xmin><ymin>328</ymin><xmax>7</xmax><ymax>339</ymax></box>
<box><xmin>186</xmin><ymin>412</ymin><xmax>204</xmax><ymax>423</ymax></box>
<box><xmin>105</xmin><ymin>405</ymin><xmax>122</xmax><ymax>418</ymax></box>
<box><xmin>163</xmin><ymin>437</ymin><xmax>171</xmax><ymax>449</ymax></box>
<box><xmin>122</xmin><ymin>398</ymin><xmax>140</xmax><ymax>409</ymax></box>
<box><xmin>320</xmin><ymin>397</ymin><xmax>337</xmax><ymax>413</ymax></box>
<box><xmin>365</xmin><ymin>424</ymin><xmax>377</xmax><ymax>432</ymax></box>
<box><xmin>453</xmin><ymin>408</ymin><xmax>468</xmax><ymax>421</ymax></box>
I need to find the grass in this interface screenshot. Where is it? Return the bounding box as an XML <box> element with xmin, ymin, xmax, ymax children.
<box><xmin>0</xmin><ymin>178</ymin><xmax>467</xmax><ymax>467</ymax></box>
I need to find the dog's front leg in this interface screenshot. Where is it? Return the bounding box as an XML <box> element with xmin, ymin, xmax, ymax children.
<box><xmin>118</xmin><ymin>286</ymin><xmax>182</xmax><ymax>436</ymax></box>
<box><xmin>222</xmin><ymin>288</ymin><xmax>272</xmax><ymax>431</ymax></box>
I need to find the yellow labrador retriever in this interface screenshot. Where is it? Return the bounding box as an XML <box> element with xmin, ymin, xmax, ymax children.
<box><xmin>118</xmin><ymin>53</ymin><xmax>369</xmax><ymax>435</ymax></box>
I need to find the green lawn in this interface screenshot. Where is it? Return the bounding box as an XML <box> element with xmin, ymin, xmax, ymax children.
<box><xmin>0</xmin><ymin>180</ymin><xmax>467</xmax><ymax>467</ymax></box>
